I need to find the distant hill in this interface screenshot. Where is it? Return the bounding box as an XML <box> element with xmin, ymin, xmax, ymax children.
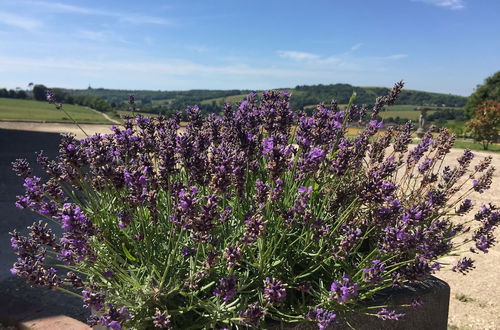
<box><xmin>58</xmin><ymin>84</ymin><xmax>467</xmax><ymax>116</ymax></box>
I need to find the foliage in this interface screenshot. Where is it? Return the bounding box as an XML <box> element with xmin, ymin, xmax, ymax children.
<box><xmin>9</xmin><ymin>83</ymin><xmax>499</xmax><ymax>329</ymax></box>
<box><xmin>33</xmin><ymin>84</ymin><xmax>48</xmax><ymax>101</ymax></box>
<box><xmin>0</xmin><ymin>88</ymin><xmax>30</xmax><ymax>99</ymax></box>
<box><xmin>293</xmin><ymin>84</ymin><xmax>466</xmax><ymax>110</ymax></box>
<box><xmin>57</xmin><ymin>83</ymin><xmax>467</xmax><ymax>117</ymax></box>
<box><xmin>465</xmin><ymin>71</ymin><xmax>500</xmax><ymax>119</ymax></box>
<box><xmin>466</xmin><ymin>100</ymin><xmax>500</xmax><ymax>150</ymax></box>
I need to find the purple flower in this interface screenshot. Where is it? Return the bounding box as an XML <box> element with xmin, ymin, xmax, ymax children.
<box><xmin>457</xmin><ymin>149</ymin><xmax>474</xmax><ymax>166</ymax></box>
<box><xmin>472</xmin><ymin>167</ymin><xmax>494</xmax><ymax>193</ymax></box>
<box><xmin>117</xmin><ymin>212</ymin><xmax>132</xmax><ymax>229</ymax></box>
<box><xmin>417</xmin><ymin>157</ymin><xmax>433</xmax><ymax>173</ymax></box>
<box><xmin>65</xmin><ymin>272</ymin><xmax>83</xmax><ymax>288</ymax></box>
<box><xmin>330</xmin><ymin>275</ymin><xmax>358</xmax><ymax>302</ymax></box>
<box><xmin>306</xmin><ymin>308</ymin><xmax>337</xmax><ymax>330</ymax></box>
<box><xmin>181</xmin><ymin>246</ymin><xmax>196</xmax><ymax>258</ymax></box>
<box><xmin>240</xmin><ymin>304</ymin><xmax>266</xmax><ymax>327</ymax></box>
<box><xmin>407</xmin><ymin>137</ymin><xmax>432</xmax><ymax>165</ymax></box>
<box><xmin>213</xmin><ymin>275</ymin><xmax>237</xmax><ymax>302</ymax></box>
<box><xmin>376</xmin><ymin>308</ymin><xmax>405</xmax><ymax>321</ymax></box>
<box><xmin>473</xmin><ymin>231</ymin><xmax>495</xmax><ymax>253</ymax></box>
<box><xmin>99</xmin><ymin>305</ymin><xmax>130</xmax><ymax>330</ymax></box>
<box><xmin>152</xmin><ymin>309</ymin><xmax>171</xmax><ymax>329</ymax></box>
<box><xmin>363</xmin><ymin>260</ymin><xmax>385</xmax><ymax>284</ymax></box>
<box><xmin>263</xmin><ymin>277</ymin><xmax>287</xmax><ymax>305</ymax></box>
<box><xmin>103</xmin><ymin>270</ymin><xmax>114</xmax><ymax>278</ymax></box>
<box><xmin>223</xmin><ymin>244</ymin><xmax>242</xmax><ymax>268</ymax></box>
<box><xmin>456</xmin><ymin>199</ymin><xmax>473</xmax><ymax>215</ymax></box>
<box><xmin>46</xmin><ymin>90</ymin><xmax>55</xmax><ymax>103</ymax></box>
<box><xmin>12</xmin><ymin>158</ymin><xmax>31</xmax><ymax>178</ymax></box>
<box><xmin>452</xmin><ymin>257</ymin><xmax>475</xmax><ymax>274</ymax></box>
<box><xmin>270</xmin><ymin>179</ymin><xmax>284</xmax><ymax>201</ymax></box>
<box><xmin>82</xmin><ymin>286</ymin><xmax>105</xmax><ymax>311</ymax></box>
<box><xmin>242</xmin><ymin>215</ymin><xmax>267</xmax><ymax>245</ymax></box>
<box><xmin>297</xmin><ymin>147</ymin><xmax>325</xmax><ymax>178</ymax></box>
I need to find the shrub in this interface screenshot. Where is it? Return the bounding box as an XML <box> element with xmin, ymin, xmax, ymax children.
<box><xmin>10</xmin><ymin>83</ymin><xmax>499</xmax><ymax>329</ymax></box>
<box><xmin>466</xmin><ymin>100</ymin><xmax>500</xmax><ymax>150</ymax></box>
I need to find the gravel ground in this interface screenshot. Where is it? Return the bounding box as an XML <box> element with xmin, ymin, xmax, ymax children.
<box><xmin>434</xmin><ymin>149</ymin><xmax>500</xmax><ymax>330</ymax></box>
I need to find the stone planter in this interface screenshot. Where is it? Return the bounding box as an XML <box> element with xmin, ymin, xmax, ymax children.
<box><xmin>269</xmin><ymin>276</ymin><xmax>450</xmax><ymax>330</ymax></box>
<box><xmin>93</xmin><ymin>276</ymin><xmax>449</xmax><ymax>330</ymax></box>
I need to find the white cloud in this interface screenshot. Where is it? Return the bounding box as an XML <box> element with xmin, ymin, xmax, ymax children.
<box><xmin>0</xmin><ymin>56</ymin><xmax>303</xmax><ymax>77</ymax></box>
<box><xmin>350</xmin><ymin>43</ymin><xmax>363</xmax><ymax>51</ymax></box>
<box><xmin>277</xmin><ymin>50</ymin><xmax>320</xmax><ymax>61</ymax></box>
<box><xmin>0</xmin><ymin>11</ymin><xmax>42</xmax><ymax>31</ymax></box>
<box><xmin>75</xmin><ymin>29</ymin><xmax>133</xmax><ymax>45</ymax></box>
<box><xmin>414</xmin><ymin>0</ymin><xmax>465</xmax><ymax>10</ymax></box>
<box><xmin>0</xmin><ymin>55</ymin><xmax>411</xmax><ymax>91</ymax></box>
<box><xmin>277</xmin><ymin>49</ymin><xmax>407</xmax><ymax>68</ymax></box>
<box><xmin>118</xmin><ymin>15</ymin><xmax>170</xmax><ymax>25</ymax></box>
<box><xmin>376</xmin><ymin>54</ymin><xmax>409</xmax><ymax>60</ymax></box>
<box><xmin>19</xmin><ymin>0</ymin><xmax>171</xmax><ymax>25</ymax></box>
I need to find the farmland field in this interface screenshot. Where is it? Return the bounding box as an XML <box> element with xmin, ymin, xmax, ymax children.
<box><xmin>199</xmin><ymin>93</ymin><xmax>252</xmax><ymax>105</ymax></box>
<box><xmin>379</xmin><ymin>110</ymin><xmax>436</xmax><ymax>120</ymax></box>
<box><xmin>0</xmin><ymin>98</ymin><xmax>114</xmax><ymax>124</ymax></box>
<box><xmin>115</xmin><ymin>110</ymin><xmax>160</xmax><ymax>118</ymax></box>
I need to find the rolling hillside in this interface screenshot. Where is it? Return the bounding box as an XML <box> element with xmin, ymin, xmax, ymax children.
<box><xmin>0</xmin><ymin>98</ymin><xmax>115</xmax><ymax>124</ymax></box>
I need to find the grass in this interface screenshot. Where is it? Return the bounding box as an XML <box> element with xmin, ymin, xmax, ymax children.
<box><xmin>116</xmin><ymin>110</ymin><xmax>161</xmax><ymax>118</ymax></box>
<box><xmin>379</xmin><ymin>110</ymin><xmax>436</xmax><ymax>120</ymax></box>
<box><xmin>452</xmin><ymin>139</ymin><xmax>500</xmax><ymax>153</ymax></box>
<box><xmin>0</xmin><ymin>98</ymin><xmax>114</xmax><ymax>124</ymax></box>
<box><xmin>199</xmin><ymin>93</ymin><xmax>251</xmax><ymax>105</ymax></box>
<box><xmin>455</xmin><ymin>293</ymin><xmax>474</xmax><ymax>303</ymax></box>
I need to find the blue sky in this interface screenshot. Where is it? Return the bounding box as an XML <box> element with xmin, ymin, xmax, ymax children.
<box><xmin>0</xmin><ymin>0</ymin><xmax>498</xmax><ymax>95</ymax></box>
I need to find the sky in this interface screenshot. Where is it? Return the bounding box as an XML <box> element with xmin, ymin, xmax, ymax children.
<box><xmin>0</xmin><ymin>0</ymin><xmax>499</xmax><ymax>96</ymax></box>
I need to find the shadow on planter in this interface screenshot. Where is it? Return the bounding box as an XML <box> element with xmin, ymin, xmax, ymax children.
<box><xmin>92</xmin><ymin>276</ymin><xmax>449</xmax><ymax>329</ymax></box>
<box><xmin>269</xmin><ymin>276</ymin><xmax>450</xmax><ymax>330</ymax></box>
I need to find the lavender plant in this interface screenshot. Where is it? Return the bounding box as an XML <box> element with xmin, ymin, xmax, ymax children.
<box><xmin>10</xmin><ymin>83</ymin><xmax>499</xmax><ymax>329</ymax></box>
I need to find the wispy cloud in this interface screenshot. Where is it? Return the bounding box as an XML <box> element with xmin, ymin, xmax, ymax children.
<box><xmin>414</xmin><ymin>0</ymin><xmax>465</xmax><ymax>10</ymax></box>
<box><xmin>277</xmin><ymin>49</ymin><xmax>407</xmax><ymax>67</ymax></box>
<box><xmin>0</xmin><ymin>11</ymin><xmax>42</xmax><ymax>31</ymax></box>
<box><xmin>75</xmin><ymin>29</ymin><xmax>133</xmax><ymax>44</ymax></box>
<box><xmin>0</xmin><ymin>55</ymin><xmax>409</xmax><ymax>91</ymax></box>
<box><xmin>376</xmin><ymin>54</ymin><xmax>408</xmax><ymax>60</ymax></box>
<box><xmin>0</xmin><ymin>56</ymin><xmax>301</xmax><ymax>77</ymax></box>
<box><xmin>350</xmin><ymin>43</ymin><xmax>363</xmax><ymax>52</ymax></box>
<box><xmin>277</xmin><ymin>51</ymin><xmax>320</xmax><ymax>61</ymax></box>
<box><xmin>20</xmin><ymin>0</ymin><xmax>171</xmax><ymax>25</ymax></box>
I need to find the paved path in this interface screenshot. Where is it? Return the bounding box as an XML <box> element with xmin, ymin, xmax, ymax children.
<box><xmin>87</xmin><ymin>108</ymin><xmax>121</xmax><ymax>125</ymax></box>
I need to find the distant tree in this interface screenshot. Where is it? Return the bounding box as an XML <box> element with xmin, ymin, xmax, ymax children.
<box><xmin>16</xmin><ymin>90</ymin><xmax>28</xmax><ymax>99</ymax></box>
<box><xmin>466</xmin><ymin>100</ymin><xmax>500</xmax><ymax>150</ymax></box>
<box><xmin>465</xmin><ymin>71</ymin><xmax>500</xmax><ymax>119</ymax></box>
<box><xmin>0</xmin><ymin>88</ymin><xmax>8</xmax><ymax>98</ymax></box>
<box><xmin>33</xmin><ymin>84</ymin><xmax>48</xmax><ymax>101</ymax></box>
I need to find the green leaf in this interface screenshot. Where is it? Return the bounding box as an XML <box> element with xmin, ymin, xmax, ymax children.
<box><xmin>122</xmin><ymin>243</ymin><xmax>137</xmax><ymax>262</ymax></box>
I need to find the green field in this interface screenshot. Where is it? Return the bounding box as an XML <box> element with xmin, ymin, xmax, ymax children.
<box><xmin>384</xmin><ymin>105</ymin><xmax>419</xmax><ymax>111</ymax></box>
<box><xmin>0</xmin><ymin>98</ymin><xmax>114</xmax><ymax>124</ymax></box>
<box><xmin>116</xmin><ymin>110</ymin><xmax>160</xmax><ymax>117</ymax></box>
<box><xmin>200</xmin><ymin>93</ymin><xmax>250</xmax><ymax>105</ymax></box>
<box><xmin>200</xmin><ymin>90</ymin><xmax>308</xmax><ymax>106</ymax></box>
<box><xmin>379</xmin><ymin>110</ymin><xmax>436</xmax><ymax>120</ymax></box>
<box><xmin>452</xmin><ymin>139</ymin><xmax>500</xmax><ymax>153</ymax></box>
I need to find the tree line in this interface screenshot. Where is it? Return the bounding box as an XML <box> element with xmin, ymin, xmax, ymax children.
<box><xmin>2</xmin><ymin>82</ymin><xmax>469</xmax><ymax>117</ymax></box>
